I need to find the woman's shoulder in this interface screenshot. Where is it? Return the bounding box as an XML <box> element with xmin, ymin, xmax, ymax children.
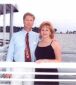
<box><xmin>52</xmin><ymin>39</ymin><xmax>59</xmax><ymax>44</ymax></box>
<box><xmin>52</xmin><ymin>39</ymin><xmax>61</xmax><ymax>49</ymax></box>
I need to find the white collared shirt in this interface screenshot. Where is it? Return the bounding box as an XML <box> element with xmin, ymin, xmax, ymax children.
<box><xmin>6</xmin><ymin>29</ymin><xmax>39</xmax><ymax>62</ymax></box>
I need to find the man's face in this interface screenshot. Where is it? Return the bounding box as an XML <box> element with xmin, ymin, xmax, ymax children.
<box><xmin>23</xmin><ymin>15</ymin><xmax>34</xmax><ymax>30</ymax></box>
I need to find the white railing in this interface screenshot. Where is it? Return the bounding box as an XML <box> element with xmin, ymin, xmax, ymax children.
<box><xmin>0</xmin><ymin>62</ymin><xmax>76</xmax><ymax>83</ymax></box>
<box><xmin>0</xmin><ymin>62</ymin><xmax>76</xmax><ymax>68</ymax></box>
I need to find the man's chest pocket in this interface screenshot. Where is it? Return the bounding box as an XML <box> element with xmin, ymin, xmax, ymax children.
<box><xmin>14</xmin><ymin>41</ymin><xmax>25</xmax><ymax>50</ymax></box>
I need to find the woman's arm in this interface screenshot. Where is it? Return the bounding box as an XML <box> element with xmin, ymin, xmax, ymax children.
<box><xmin>51</xmin><ymin>40</ymin><xmax>62</xmax><ymax>62</ymax></box>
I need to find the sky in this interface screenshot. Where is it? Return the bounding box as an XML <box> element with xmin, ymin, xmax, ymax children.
<box><xmin>0</xmin><ymin>0</ymin><xmax>76</xmax><ymax>32</ymax></box>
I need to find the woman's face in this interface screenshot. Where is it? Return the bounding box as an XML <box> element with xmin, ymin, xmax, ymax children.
<box><xmin>40</xmin><ymin>26</ymin><xmax>51</xmax><ymax>39</ymax></box>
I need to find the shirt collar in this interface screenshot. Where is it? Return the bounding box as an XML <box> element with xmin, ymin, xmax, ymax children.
<box><xmin>22</xmin><ymin>29</ymin><xmax>33</xmax><ymax>35</ymax></box>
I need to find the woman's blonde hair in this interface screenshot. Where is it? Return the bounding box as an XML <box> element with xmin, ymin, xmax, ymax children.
<box><xmin>39</xmin><ymin>21</ymin><xmax>55</xmax><ymax>39</ymax></box>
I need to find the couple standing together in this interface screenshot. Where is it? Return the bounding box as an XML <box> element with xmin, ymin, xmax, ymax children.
<box><xmin>6</xmin><ymin>12</ymin><xmax>61</xmax><ymax>85</ymax></box>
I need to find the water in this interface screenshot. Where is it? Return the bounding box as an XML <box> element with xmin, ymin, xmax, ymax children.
<box><xmin>56</xmin><ymin>34</ymin><xmax>76</xmax><ymax>62</ymax></box>
<box><xmin>56</xmin><ymin>34</ymin><xmax>76</xmax><ymax>52</ymax></box>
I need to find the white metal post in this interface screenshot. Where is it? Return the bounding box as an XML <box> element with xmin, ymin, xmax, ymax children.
<box><xmin>3</xmin><ymin>4</ymin><xmax>6</xmax><ymax>46</ymax></box>
<box><xmin>10</xmin><ymin>4</ymin><xmax>14</xmax><ymax>40</ymax></box>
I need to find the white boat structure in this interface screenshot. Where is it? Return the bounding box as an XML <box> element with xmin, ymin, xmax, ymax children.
<box><xmin>0</xmin><ymin>4</ymin><xmax>18</xmax><ymax>61</ymax></box>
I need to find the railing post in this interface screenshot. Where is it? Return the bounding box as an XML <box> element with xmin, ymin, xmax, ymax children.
<box><xmin>3</xmin><ymin>4</ymin><xmax>6</xmax><ymax>46</ymax></box>
<box><xmin>9</xmin><ymin>4</ymin><xmax>14</xmax><ymax>40</ymax></box>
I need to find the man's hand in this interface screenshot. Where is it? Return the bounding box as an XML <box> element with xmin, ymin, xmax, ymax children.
<box><xmin>3</xmin><ymin>74</ymin><xmax>12</xmax><ymax>78</ymax></box>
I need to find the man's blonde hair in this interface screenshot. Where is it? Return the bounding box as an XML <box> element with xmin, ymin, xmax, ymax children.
<box><xmin>23</xmin><ymin>12</ymin><xmax>35</xmax><ymax>21</ymax></box>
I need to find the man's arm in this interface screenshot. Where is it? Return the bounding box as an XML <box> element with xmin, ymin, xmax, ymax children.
<box><xmin>6</xmin><ymin>35</ymin><xmax>15</xmax><ymax>62</ymax></box>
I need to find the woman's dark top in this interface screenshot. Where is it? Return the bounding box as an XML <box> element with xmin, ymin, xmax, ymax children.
<box><xmin>35</xmin><ymin>43</ymin><xmax>55</xmax><ymax>60</ymax></box>
<box><xmin>34</xmin><ymin>41</ymin><xmax>59</xmax><ymax>85</ymax></box>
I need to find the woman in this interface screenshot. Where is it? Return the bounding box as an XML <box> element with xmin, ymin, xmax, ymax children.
<box><xmin>34</xmin><ymin>21</ymin><xmax>61</xmax><ymax>85</ymax></box>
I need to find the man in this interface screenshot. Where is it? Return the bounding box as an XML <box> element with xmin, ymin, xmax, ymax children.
<box><xmin>6</xmin><ymin>12</ymin><xmax>39</xmax><ymax>85</ymax></box>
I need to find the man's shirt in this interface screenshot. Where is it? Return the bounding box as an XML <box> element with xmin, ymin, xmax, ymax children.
<box><xmin>6</xmin><ymin>29</ymin><xmax>39</xmax><ymax>62</ymax></box>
